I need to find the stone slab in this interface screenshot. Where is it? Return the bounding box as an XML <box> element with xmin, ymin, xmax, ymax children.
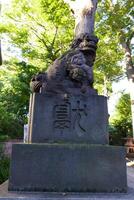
<box><xmin>2</xmin><ymin>166</ymin><xmax>134</xmax><ymax>200</ymax></box>
<box><xmin>8</xmin><ymin>144</ymin><xmax>127</xmax><ymax>193</ymax></box>
<box><xmin>28</xmin><ymin>94</ymin><xmax>108</xmax><ymax>144</ymax></box>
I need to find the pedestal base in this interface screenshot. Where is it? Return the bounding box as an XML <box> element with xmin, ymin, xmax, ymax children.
<box><xmin>9</xmin><ymin>144</ymin><xmax>127</xmax><ymax>193</ymax></box>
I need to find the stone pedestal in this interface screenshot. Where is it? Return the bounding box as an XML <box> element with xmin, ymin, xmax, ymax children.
<box><xmin>8</xmin><ymin>93</ymin><xmax>127</xmax><ymax>193</ymax></box>
<box><xmin>9</xmin><ymin>144</ymin><xmax>127</xmax><ymax>193</ymax></box>
<box><xmin>28</xmin><ymin>94</ymin><xmax>109</xmax><ymax>144</ymax></box>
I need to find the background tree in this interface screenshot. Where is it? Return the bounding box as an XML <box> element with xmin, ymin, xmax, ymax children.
<box><xmin>0</xmin><ymin>60</ymin><xmax>38</xmax><ymax>139</ymax></box>
<box><xmin>0</xmin><ymin>3</ymin><xmax>2</xmax><ymax>65</ymax></box>
<box><xmin>109</xmin><ymin>93</ymin><xmax>132</xmax><ymax>145</ymax></box>
<box><xmin>0</xmin><ymin>41</ymin><xmax>2</xmax><ymax>66</ymax></box>
<box><xmin>0</xmin><ymin>144</ymin><xmax>9</xmax><ymax>184</ymax></box>
<box><xmin>1</xmin><ymin>0</ymin><xmax>74</xmax><ymax>65</ymax></box>
<box><xmin>97</xmin><ymin>0</ymin><xmax>134</xmax><ymax>136</ymax></box>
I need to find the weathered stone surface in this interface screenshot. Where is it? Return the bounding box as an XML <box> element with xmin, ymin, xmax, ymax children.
<box><xmin>9</xmin><ymin>144</ymin><xmax>127</xmax><ymax>193</ymax></box>
<box><xmin>30</xmin><ymin>34</ymin><xmax>98</xmax><ymax>95</ymax></box>
<box><xmin>28</xmin><ymin>93</ymin><xmax>108</xmax><ymax>144</ymax></box>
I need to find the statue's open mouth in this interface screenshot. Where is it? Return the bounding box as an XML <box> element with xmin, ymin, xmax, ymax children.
<box><xmin>79</xmin><ymin>41</ymin><xmax>97</xmax><ymax>54</ymax></box>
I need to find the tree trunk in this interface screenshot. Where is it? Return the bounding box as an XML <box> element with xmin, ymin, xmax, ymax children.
<box><xmin>0</xmin><ymin>40</ymin><xmax>2</xmax><ymax>66</ymax></box>
<box><xmin>121</xmin><ymin>40</ymin><xmax>134</xmax><ymax>137</ymax></box>
<box><xmin>64</xmin><ymin>0</ymin><xmax>98</xmax><ymax>37</ymax></box>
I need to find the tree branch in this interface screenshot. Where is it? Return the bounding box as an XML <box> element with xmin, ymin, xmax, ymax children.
<box><xmin>50</xmin><ymin>26</ymin><xmax>58</xmax><ymax>50</ymax></box>
<box><xmin>31</xmin><ymin>27</ymin><xmax>49</xmax><ymax>49</ymax></box>
<box><xmin>126</xmin><ymin>31</ymin><xmax>134</xmax><ymax>46</ymax></box>
<box><xmin>27</xmin><ymin>14</ymin><xmax>46</xmax><ymax>30</ymax></box>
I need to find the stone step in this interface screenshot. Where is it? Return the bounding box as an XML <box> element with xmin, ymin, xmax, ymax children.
<box><xmin>8</xmin><ymin>143</ymin><xmax>126</xmax><ymax>193</ymax></box>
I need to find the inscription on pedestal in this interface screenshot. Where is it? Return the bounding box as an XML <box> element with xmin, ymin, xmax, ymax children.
<box><xmin>72</xmin><ymin>101</ymin><xmax>87</xmax><ymax>136</ymax></box>
<box><xmin>53</xmin><ymin>98</ymin><xmax>71</xmax><ymax>133</ymax></box>
<box><xmin>53</xmin><ymin>98</ymin><xmax>88</xmax><ymax>136</ymax></box>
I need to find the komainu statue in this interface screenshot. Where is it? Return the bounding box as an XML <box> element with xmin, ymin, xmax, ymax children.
<box><xmin>30</xmin><ymin>33</ymin><xmax>98</xmax><ymax>95</ymax></box>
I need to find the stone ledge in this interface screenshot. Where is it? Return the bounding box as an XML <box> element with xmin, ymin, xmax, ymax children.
<box><xmin>8</xmin><ymin>144</ymin><xmax>127</xmax><ymax>193</ymax></box>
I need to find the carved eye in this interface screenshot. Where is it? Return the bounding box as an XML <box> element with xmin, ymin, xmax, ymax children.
<box><xmin>85</xmin><ymin>36</ymin><xmax>90</xmax><ymax>42</ymax></box>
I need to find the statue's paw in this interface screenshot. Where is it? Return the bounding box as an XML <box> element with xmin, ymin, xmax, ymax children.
<box><xmin>69</xmin><ymin>68</ymin><xmax>86</xmax><ymax>82</ymax></box>
<box><xmin>30</xmin><ymin>72</ymin><xmax>47</xmax><ymax>93</ymax></box>
<box><xmin>30</xmin><ymin>80</ymin><xmax>42</xmax><ymax>93</ymax></box>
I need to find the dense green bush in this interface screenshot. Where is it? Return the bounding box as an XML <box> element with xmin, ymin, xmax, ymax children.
<box><xmin>0</xmin><ymin>62</ymin><xmax>38</xmax><ymax>140</ymax></box>
<box><xmin>109</xmin><ymin>93</ymin><xmax>132</xmax><ymax>145</ymax></box>
<box><xmin>109</xmin><ymin>123</ymin><xmax>132</xmax><ymax>145</ymax></box>
<box><xmin>0</xmin><ymin>144</ymin><xmax>10</xmax><ymax>184</ymax></box>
